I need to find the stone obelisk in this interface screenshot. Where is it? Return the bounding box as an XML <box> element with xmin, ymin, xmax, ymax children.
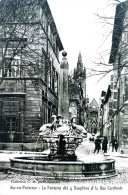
<box><xmin>58</xmin><ymin>51</ymin><xmax>69</xmax><ymax>120</ymax></box>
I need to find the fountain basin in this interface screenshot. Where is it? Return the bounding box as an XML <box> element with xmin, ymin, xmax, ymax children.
<box><xmin>10</xmin><ymin>155</ymin><xmax>116</xmax><ymax>180</ymax></box>
<box><xmin>10</xmin><ymin>135</ymin><xmax>117</xmax><ymax>180</ymax></box>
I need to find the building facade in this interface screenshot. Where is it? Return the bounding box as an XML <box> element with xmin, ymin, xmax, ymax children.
<box><xmin>0</xmin><ymin>0</ymin><xmax>63</xmax><ymax>147</ymax></box>
<box><xmin>100</xmin><ymin>1</ymin><xmax>128</xmax><ymax>153</ymax></box>
<box><xmin>88</xmin><ymin>99</ymin><xmax>99</xmax><ymax>134</ymax></box>
<box><xmin>99</xmin><ymin>87</ymin><xmax>112</xmax><ymax>141</ymax></box>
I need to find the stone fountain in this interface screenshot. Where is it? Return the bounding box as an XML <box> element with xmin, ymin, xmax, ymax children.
<box><xmin>10</xmin><ymin>129</ymin><xmax>116</xmax><ymax>179</ymax></box>
<box><xmin>10</xmin><ymin>52</ymin><xmax>116</xmax><ymax>180</ymax></box>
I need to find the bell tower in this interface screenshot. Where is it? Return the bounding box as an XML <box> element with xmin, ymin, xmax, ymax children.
<box><xmin>76</xmin><ymin>52</ymin><xmax>86</xmax><ymax>99</ymax></box>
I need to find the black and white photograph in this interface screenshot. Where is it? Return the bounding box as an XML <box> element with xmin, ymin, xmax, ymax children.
<box><xmin>0</xmin><ymin>0</ymin><xmax>128</xmax><ymax>194</ymax></box>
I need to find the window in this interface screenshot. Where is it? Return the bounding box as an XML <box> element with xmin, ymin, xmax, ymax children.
<box><xmin>4</xmin><ymin>58</ymin><xmax>11</xmax><ymax>77</ymax></box>
<box><xmin>113</xmin><ymin>90</ymin><xmax>118</xmax><ymax>99</ymax></box>
<box><xmin>4</xmin><ymin>48</ymin><xmax>21</xmax><ymax>57</ymax></box>
<box><xmin>0</xmin><ymin>48</ymin><xmax>3</xmax><ymax>75</ymax></box>
<box><xmin>3</xmin><ymin>58</ymin><xmax>20</xmax><ymax>78</ymax></box>
<box><xmin>52</xmin><ymin>66</ymin><xmax>55</xmax><ymax>91</ymax></box>
<box><xmin>55</xmin><ymin>71</ymin><xmax>58</xmax><ymax>94</ymax></box>
<box><xmin>113</xmin><ymin>100</ymin><xmax>117</xmax><ymax>110</ymax></box>
<box><xmin>6</xmin><ymin>48</ymin><xmax>13</xmax><ymax>57</ymax></box>
<box><xmin>0</xmin><ymin>69</ymin><xmax>2</xmax><ymax>77</ymax></box>
<box><xmin>5</xmin><ymin>116</ymin><xmax>17</xmax><ymax>132</ymax></box>
<box><xmin>11</xmin><ymin>59</ymin><xmax>20</xmax><ymax>77</ymax></box>
<box><xmin>110</xmin><ymin>82</ymin><xmax>113</xmax><ymax>90</ymax></box>
<box><xmin>0</xmin><ymin>48</ymin><xmax>3</xmax><ymax>57</ymax></box>
<box><xmin>0</xmin><ymin>46</ymin><xmax>21</xmax><ymax>78</ymax></box>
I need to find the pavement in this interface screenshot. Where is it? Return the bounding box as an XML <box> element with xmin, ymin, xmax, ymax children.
<box><xmin>0</xmin><ymin>139</ymin><xmax>128</xmax><ymax>163</ymax></box>
<box><xmin>0</xmin><ymin>145</ymin><xmax>127</xmax><ymax>163</ymax></box>
<box><xmin>105</xmin><ymin>151</ymin><xmax>128</xmax><ymax>158</ymax></box>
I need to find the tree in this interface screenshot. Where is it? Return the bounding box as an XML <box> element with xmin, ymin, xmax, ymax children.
<box><xmin>81</xmin><ymin>0</ymin><xmax>128</xmax><ymax>85</ymax></box>
<box><xmin>91</xmin><ymin>0</ymin><xmax>128</xmax><ymax>80</ymax></box>
<box><xmin>0</xmin><ymin>0</ymin><xmax>59</xmax><ymax>90</ymax></box>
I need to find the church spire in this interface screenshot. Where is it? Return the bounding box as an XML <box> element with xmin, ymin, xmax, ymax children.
<box><xmin>77</xmin><ymin>51</ymin><xmax>83</xmax><ymax>74</ymax></box>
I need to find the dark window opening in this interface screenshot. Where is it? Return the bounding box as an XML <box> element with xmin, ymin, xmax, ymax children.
<box><xmin>5</xmin><ymin>116</ymin><xmax>17</xmax><ymax>132</ymax></box>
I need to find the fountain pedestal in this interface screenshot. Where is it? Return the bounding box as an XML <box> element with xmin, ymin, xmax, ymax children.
<box><xmin>46</xmin><ymin>134</ymin><xmax>82</xmax><ymax>161</ymax></box>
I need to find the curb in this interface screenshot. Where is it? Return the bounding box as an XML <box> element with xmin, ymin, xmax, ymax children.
<box><xmin>104</xmin><ymin>153</ymin><xmax>128</xmax><ymax>158</ymax></box>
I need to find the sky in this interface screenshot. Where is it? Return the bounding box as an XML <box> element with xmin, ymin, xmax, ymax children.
<box><xmin>47</xmin><ymin>0</ymin><xmax>117</xmax><ymax>103</ymax></box>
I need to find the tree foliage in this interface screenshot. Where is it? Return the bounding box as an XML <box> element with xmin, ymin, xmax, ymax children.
<box><xmin>88</xmin><ymin>0</ymin><xmax>128</xmax><ymax>81</ymax></box>
<box><xmin>0</xmin><ymin>0</ymin><xmax>58</xmax><ymax>88</ymax></box>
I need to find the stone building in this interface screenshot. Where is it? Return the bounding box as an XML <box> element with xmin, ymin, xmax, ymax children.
<box><xmin>87</xmin><ymin>98</ymin><xmax>99</xmax><ymax>134</ymax></box>
<box><xmin>0</xmin><ymin>0</ymin><xmax>63</xmax><ymax>149</ymax></box>
<box><xmin>106</xmin><ymin>1</ymin><xmax>128</xmax><ymax>153</ymax></box>
<box><xmin>69</xmin><ymin>52</ymin><xmax>86</xmax><ymax>126</ymax></box>
<box><xmin>99</xmin><ymin>86</ymin><xmax>112</xmax><ymax>140</ymax></box>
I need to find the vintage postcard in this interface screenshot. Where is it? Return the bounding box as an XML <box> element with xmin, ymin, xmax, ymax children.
<box><xmin>0</xmin><ymin>0</ymin><xmax>128</xmax><ymax>194</ymax></box>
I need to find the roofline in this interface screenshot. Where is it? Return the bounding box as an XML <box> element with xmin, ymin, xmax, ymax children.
<box><xmin>0</xmin><ymin>0</ymin><xmax>64</xmax><ymax>51</ymax></box>
<box><xmin>109</xmin><ymin>1</ymin><xmax>127</xmax><ymax>64</ymax></box>
<box><xmin>41</xmin><ymin>0</ymin><xmax>64</xmax><ymax>51</ymax></box>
